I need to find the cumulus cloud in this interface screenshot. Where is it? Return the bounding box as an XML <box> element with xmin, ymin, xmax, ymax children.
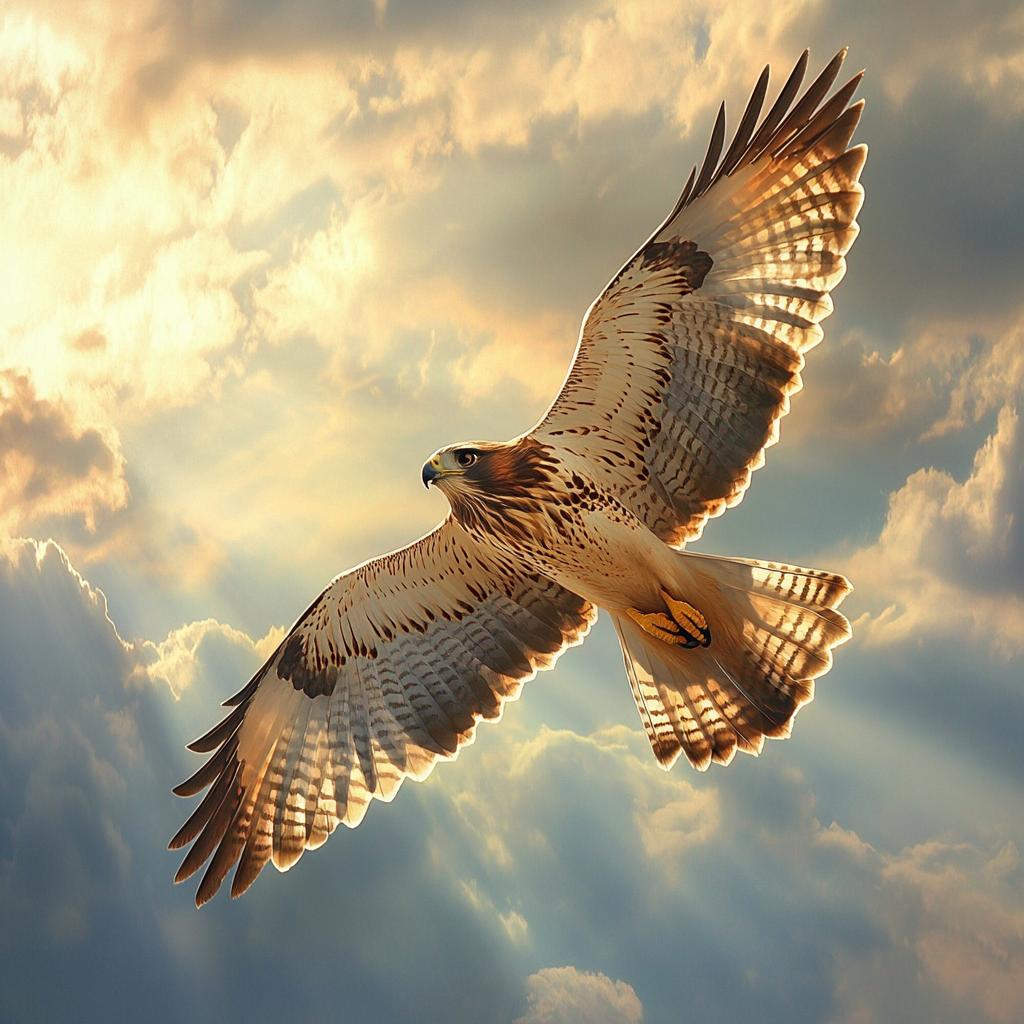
<box><xmin>788</xmin><ymin>321</ymin><xmax>980</xmax><ymax>452</ymax></box>
<box><xmin>0</xmin><ymin>368</ymin><xmax>230</xmax><ymax>586</ymax></box>
<box><xmin>819</xmin><ymin>827</ymin><xmax>1024</xmax><ymax>1024</ymax></box>
<box><xmin>438</xmin><ymin>724</ymin><xmax>719</xmax><ymax>881</ymax></box>
<box><xmin>929</xmin><ymin>309</ymin><xmax>1024</xmax><ymax>436</ymax></box>
<box><xmin>421</xmin><ymin>713</ymin><xmax>1024</xmax><ymax>1024</ymax></box>
<box><xmin>141</xmin><ymin>616</ymin><xmax>282</xmax><ymax>699</ymax></box>
<box><xmin>0</xmin><ymin>538</ymin><xmax>133</xmax><ymax>670</ymax></box>
<box><xmin>515</xmin><ymin>966</ymin><xmax>643</xmax><ymax>1024</ymax></box>
<box><xmin>0</xmin><ymin>537</ymin><xmax>527</xmax><ymax>1021</ymax></box>
<box><xmin>847</xmin><ymin>402</ymin><xmax>1024</xmax><ymax>654</ymax></box>
<box><xmin>881</xmin><ymin>839</ymin><xmax>1024</xmax><ymax>1023</ymax></box>
<box><xmin>0</xmin><ymin>539</ymin><xmax>137</xmax><ymax>946</ymax></box>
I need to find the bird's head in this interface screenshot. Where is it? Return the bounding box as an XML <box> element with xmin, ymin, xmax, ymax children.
<box><xmin>421</xmin><ymin>441</ymin><xmax>504</xmax><ymax>493</ymax></box>
<box><xmin>421</xmin><ymin>438</ymin><xmax>554</xmax><ymax>502</ymax></box>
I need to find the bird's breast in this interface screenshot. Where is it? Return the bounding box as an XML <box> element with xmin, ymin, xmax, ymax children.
<box><xmin>454</xmin><ymin>482</ymin><xmax>673</xmax><ymax>611</ymax></box>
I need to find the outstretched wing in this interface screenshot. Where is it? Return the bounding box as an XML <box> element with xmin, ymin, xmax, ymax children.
<box><xmin>170</xmin><ymin>518</ymin><xmax>595</xmax><ymax>905</ymax></box>
<box><xmin>531</xmin><ymin>49</ymin><xmax>866</xmax><ymax>546</ymax></box>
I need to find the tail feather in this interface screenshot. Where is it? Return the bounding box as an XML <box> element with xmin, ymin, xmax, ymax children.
<box><xmin>614</xmin><ymin>553</ymin><xmax>851</xmax><ymax>771</ymax></box>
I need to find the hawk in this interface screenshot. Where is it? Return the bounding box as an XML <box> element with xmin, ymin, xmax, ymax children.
<box><xmin>172</xmin><ymin>49</ymin><xmax>866</xmax><ymax>905</ymax></box>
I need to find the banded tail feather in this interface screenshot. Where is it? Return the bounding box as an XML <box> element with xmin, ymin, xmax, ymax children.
<box><xmin>613</xmin><ymin>552</ymin><xmax>851</xmax><ymax>771</ymax></box>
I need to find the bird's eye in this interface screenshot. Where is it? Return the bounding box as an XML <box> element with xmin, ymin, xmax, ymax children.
<box><xmin>456</xmin><ymin>451</ymin><xmax>478</xmax><ymax>468</ymax></box>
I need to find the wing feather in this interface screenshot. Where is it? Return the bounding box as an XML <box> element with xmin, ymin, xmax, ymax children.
<box><xmin>741</xmin><ymin>50</ymin><xmax>809</xmax><ymax>166</ymax></box>
<box><xmin>531</xmin><ymin>50</ymin><xmax>866</xmax><ymax>545</ymax></box>
<box><xmin>715</xmin><ymin>65</ymin><xmax>770</xmax><ymax>182</ymax></box>
<box><xmin>691</xmin><ymin>101</ymin><xmax>726</xmax><ymax>199</ymax></box>
<box><xmin>171</xmin><ymin>517</ymin><xmax>595</xmax><ymax>904</ymax></box>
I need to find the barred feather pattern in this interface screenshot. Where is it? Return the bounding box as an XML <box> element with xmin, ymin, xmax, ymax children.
<box><xmin>532</xmin><ymin>48</ymin><xmax>867</xmax><ymax>547</ymax></box>
<box><xmin>614</xmin><ymin>556</ymin><xmax>852</xmax><ymax>771</ymax></box>
<box><xmin>170</xmin><ymin>518</ymin><xmax>595</xmax><ymax>905</ymax></box>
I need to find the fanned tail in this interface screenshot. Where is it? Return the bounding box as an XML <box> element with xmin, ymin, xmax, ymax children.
<box><xmin>613</xmin><ymin>553</ymin><xmax>851</xmax><ymax>771</ymax></box>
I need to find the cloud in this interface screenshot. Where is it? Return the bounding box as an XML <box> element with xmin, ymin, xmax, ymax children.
<box><xmin>0</xmin><ymin>0</ymin><xmax>867</xmax><ymax>602</ymax></box>
<box><xmin>804</xmin><ymin>0</ymin><xmax>1024</xmax><ymax>111</ymax></box>
<box><xmin>789</xmin><ymin>306</ymin><xmax>1024</xmax><ymax>451</ymax></box>
<box><xmin>0</xmin><ymin>535</ymin><xmax>1021</xmax><ymax>1024</ymax></box>
<box><xmin>0</xmin><ymin>537</ymin><xmax>133</xmax><ymax>675</ymax></box>
<box><xmin>0</xmin><ymin>713</ymin><xmax>132</xmax><ymax>945</ymax></box>
<box><xmin>881</xmin><ymin>839</ymin><xmax>1024</xmax><ymax>1024</ymax></box>
<box><xmin>820</xmin><ymin>828</ymin><xmax>1024</xmax><ymax>1024</ymax></box>
<box><xmin>0</xmin><ymin>11</ymin><xmax>264</xmax><ymax>418</ymax></box>
<box><xmin>435</xmin><ymin>724</ymin><xmax>719</xmax><ymax>881</ymax></box>
<box><xmin>0</xmin><ymin>0</ymin><xmax>823</xmax><ymax>428</ymax></box>
<box><xmin>0</xmin><ymin>536</ymin><xmax>529</xmax><ymax>1022</ymax></box>
<box><xmin>251</xmin><ymin>200</ymin><xmax>580</xmax><ymax>407</ymax></box>
<box><xmin>101</xmin><ymin>0</ymin><xmax>817</xmax><ymax>137</ymax></box>
<box><xmin>141</xmin><ymin>616</ymin><xmax>282</xmax><ymax>699</ymax></box>
<box><xmin>422</xmin><ymin>711</ymin><xmax>1024</xmax><ymax>1024</ymax></box>
<box><xmin>0</xmin><ymin>539</ymin><xmax>138</xmax><ymax>947</ymax></box>
<box><xmin>1</xmin><ymin>4</ymin><xmax>1023</xmax><ymax>1022</ymax></box>
<box><xmin>846</xmin><ymin>402</ymin><xmax>1024</xmax><ymax>654</ymax></box>
<box><xmin>515</xmin><ymin>966</ymin><xmax>643</xmax><ymax>1024</ymax></box>
<box><xmin>776</xmin><ymin>306</ymin><xmax>1023</xmax><ymax>474</ymax></box>
<box><xmin>0</xmin><ymin>368</ymin><xmax>230</xmax><ymax>587</ymax></box>
<box><xmin>0</xmin><ymin>370</ymin><xmax>127</xmax><ymax>536</ymax></box>
<box><xmin>930</xmin><ymin>310</ymin><xmax>1024</xmax><ymax>436</ymax></box>
<box><xmin>821</xmin><ymin>59</ymin><xmax>1024</xmax><ymax>335</ymax></box>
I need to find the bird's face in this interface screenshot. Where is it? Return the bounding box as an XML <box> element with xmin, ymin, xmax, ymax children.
<box><xmin>422</xmin><ymin>438</ymin><xmax>554</xmax><ymax>512</ymax></box>
<box><xmin>421</xmin><ymin>443</ymin><xmax>493</xmax><ymax>492</ymax></box>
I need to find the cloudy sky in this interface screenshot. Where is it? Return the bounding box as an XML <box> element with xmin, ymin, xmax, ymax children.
<box><xmin>2</xmin><ymin>1</ymin><xmax>1023</xmax><ymax>1021</ymax></box>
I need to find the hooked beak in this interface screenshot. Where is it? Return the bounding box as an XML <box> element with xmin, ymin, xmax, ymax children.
<box><xmin>422</xmin><ymin>461</ymin><xmax>441</xmax><ymax>488</ymax></box>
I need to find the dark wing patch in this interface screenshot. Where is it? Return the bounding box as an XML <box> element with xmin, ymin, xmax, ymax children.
<box><xmin>639</xmin><ymin>240</ymin><xmax>713</xmax><ymax>281</ymax></box>
<box><xmin>532</xmin><ymin>49</ymin><xmax>866</xmax><ymax>546</ymax></box>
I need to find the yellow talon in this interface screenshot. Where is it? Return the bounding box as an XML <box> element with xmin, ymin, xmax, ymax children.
<box><xmin>625</xmin><ymin>608</ymin><xmax>684</xmax><ymax>643</ymax></box>
<box><xmin>660</xmin><ymin>590</ymin><xmax>711</xmax><ymax>647</ymax></box>
<box><xmin>625</xmin><ymin>591</ymin><xmax>711</xmax><ymax>649</ymax></box>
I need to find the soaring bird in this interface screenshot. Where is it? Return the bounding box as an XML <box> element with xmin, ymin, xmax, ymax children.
<box><xmin>171</xmin><ymin>49</ymin><xmax>866</xmax><ymax>905</ymax></box>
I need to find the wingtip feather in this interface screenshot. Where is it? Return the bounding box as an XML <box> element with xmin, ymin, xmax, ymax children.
<box><xmin>186</xmin><ymin>702</ymin><xmax>246</xmax><ymax>753</ymax></box>
<box><xmin>692</xmin><ymin>101</ymin><xmax>727</xmax><ymax>199</ymax></box>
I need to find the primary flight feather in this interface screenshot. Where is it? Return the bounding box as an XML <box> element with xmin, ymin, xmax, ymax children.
<box><xmin>172</xmin><ymin>48</ymin><xmax>866</xmax><ymax>905</ymax></box>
